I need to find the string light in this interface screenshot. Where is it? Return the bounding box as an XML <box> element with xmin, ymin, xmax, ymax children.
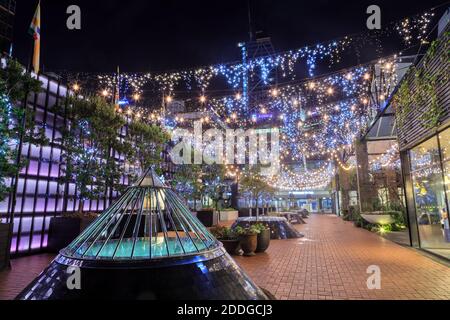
<box><xmin>59</xmin><ymin>9</ymin><xmax>435</xmax><ymax>186</ymax></box>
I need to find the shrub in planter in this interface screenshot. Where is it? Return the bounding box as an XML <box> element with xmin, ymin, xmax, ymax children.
<box><xmin>48</xmin><ymin>212</ymin><xmax>98</xmax><ymax>253</ymax></box>
<box><xmin>254</xmin><ymin>223</ymin><xmax>271</xmax><ymax>253</ymax></box>
<box><xmin>235</xmin><ymin>225</ymin><xmax>260</xmax><ymax>257</ymax></box>
<box><xmin>0</xmin><ymin>222</ymin><xmax>13</xmax><ymax>271</ymax></box>
<box><xmin>211</xmin><ymin>226</ymin><xmax>240</xmax><ymax>255</ymax></box>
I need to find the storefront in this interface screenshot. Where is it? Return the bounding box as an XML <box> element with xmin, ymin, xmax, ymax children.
<box><xmin>273</xmin><ymin>191</ymin><xmax>333</xmax><ymax>213</ymax></box>
<box><xmin>396</xmin><ymin>21</ymin><xmax>449</xmax><ymax>260</ymax></box>
<box><xmin>403</xmin><ymin>127</ymin><xmax>450</xmax><ymax>259</ymax></box>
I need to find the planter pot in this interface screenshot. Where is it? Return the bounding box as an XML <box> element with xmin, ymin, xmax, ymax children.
<box><xmin>361</xmin><ymin>213</ymin><xmax>396</xmax><ymax>225</ymax></box>
<box><xmin>239</xmin><ymin>234</ymin><xmax>258</xmax><ymax>257</ymax></box>
<box><xmin>0</xmin><ymin>223</ymin><xmax>13</xmax><ymax>271</ymax></box>
<box><xmin>219</xmin><ymin>239</ymin><xmax>241</xmax><ymax>255</ymax></box>
<box><xmin>220</xmin><ymin>210</ymin><xmax>239</xmax><ymax>222</ymax></box>
<box><xmin>256</xmin><ymin>229</ymin><xmax>271</xmax><ymax>253</ymax></box>
<box><xmin>196</xmin><ymin>210</ymin><xmax>218</xmax><ymax>227</ymax></box>
<box><xmin>48</xmin><ymin>217</ymin><xmax>81</xmax><ymax>253</ymax></box>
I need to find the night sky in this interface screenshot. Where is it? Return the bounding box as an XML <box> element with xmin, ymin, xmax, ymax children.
<box><xmin>13</xmin><ymin>0</ymin><xmax>449</xmax><ymax>73</ymax></box>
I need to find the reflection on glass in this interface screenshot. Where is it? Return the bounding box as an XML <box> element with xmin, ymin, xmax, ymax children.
<box><xmin>439</xmin><ymin>128</ymin><xmax>450</xmax><ymax>255</ymax></box>
<box><xmin>410</xmin><ymin>136</ymin><xmax>450</xmax><ymax>258</ymax></box>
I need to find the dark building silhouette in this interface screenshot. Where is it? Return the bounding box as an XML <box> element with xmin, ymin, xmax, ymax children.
<box><xmin>0</xmin><ymin>0</ymin><xmax>15</xmax><ymax>54</ymax></box>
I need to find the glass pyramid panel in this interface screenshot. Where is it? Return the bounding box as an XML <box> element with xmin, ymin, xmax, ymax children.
<box><xmin>62</xmin><ymin>168</ymin><xmax>218</xmax><ymax>260</ymax></box>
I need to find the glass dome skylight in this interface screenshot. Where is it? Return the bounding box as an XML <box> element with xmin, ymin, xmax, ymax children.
<box><xmin>62</xmin><ymin>168</ymin><xmax>218</xmax><ymax>260</ymax></box>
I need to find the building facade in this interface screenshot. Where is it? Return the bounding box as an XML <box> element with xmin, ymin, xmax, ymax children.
<box><xmin>0</xmin><ymin>72</ymin><xmax>174</xmax><ymax>256</ymax></box>
<box><xmin>0</xmin><ymin>0</ymin><xmax>15</xmax><ymax>54</ymax></box>
<box><xmin>396</xmin><ymin>21</ymin><xmax>450</xmax><ymax>259</ymax></box>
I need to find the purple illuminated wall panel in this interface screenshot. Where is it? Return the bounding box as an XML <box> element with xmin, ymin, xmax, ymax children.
<box><xmin>1</xmin><ymin>73</ymin><xmax>154</xmax><ymax>256</ymax></box>
<box><xmin>0</xmin><ymin>74</ymin><xmax>127</xmax><ymax>256</ymax></box>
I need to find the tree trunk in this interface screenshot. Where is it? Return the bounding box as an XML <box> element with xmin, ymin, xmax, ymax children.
<box><xmin>78</xmin><ymin>199</ymin><xmax>84</xmax><ymax>214</ymax></box>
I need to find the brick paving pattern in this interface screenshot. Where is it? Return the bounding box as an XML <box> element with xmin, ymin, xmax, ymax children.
<box><xmin>0</xmin><ymin>254</ymin><xmax>54</xmax><ymax>300</ymax></box>
<box><xmin>1</xmin><ymin>214</ymin><xmax>449</xmax><ymax>300</ymax></box>
<box><xmin>234</xmin><ymin>214</ymin><xmax>450</xmax><ymax>300</ymax></box>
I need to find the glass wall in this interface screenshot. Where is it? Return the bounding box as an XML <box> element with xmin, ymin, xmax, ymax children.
<box><xmin>410</xmin><ymin>130</ymin><xmax>450</xmax><ymax>259</ymax></box>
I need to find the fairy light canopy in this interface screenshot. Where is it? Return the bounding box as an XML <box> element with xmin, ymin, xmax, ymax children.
<box><xmin>62</xmin><ymin>168</ymin><xmax>218</xmax><ymax>261</ymax></box>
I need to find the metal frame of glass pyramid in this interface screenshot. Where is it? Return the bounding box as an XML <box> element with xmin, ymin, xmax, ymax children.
<box><xmin>17</xmin><ymin>168</ymin><xmax>269</xmax><ymax>300</ymax></box>
<box><xmin>63</xmin><ymin>168</ymin><xmax>218</xmax><ymax>261</ymax></box>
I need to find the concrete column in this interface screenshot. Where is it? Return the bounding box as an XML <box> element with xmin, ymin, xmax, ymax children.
<box><xmin>385</xmin><ymin>169</ymin><xmax>400</xmax><ymax>207</ymax></box>
<box><xmin>337</xmin><ymin>165</ymin><xmax>351</xmax><ymax>214</ymax></box>
<box><xmin>356</xmin><ymin>140</ymin><xmax>377</xmax><ymax>212</ymax></box>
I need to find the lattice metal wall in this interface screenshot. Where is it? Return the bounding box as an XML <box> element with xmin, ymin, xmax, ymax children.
<box><xmin>396</xmin><ymin>25</ymin><xmax>450</xmax><ymax>151</ymax></box>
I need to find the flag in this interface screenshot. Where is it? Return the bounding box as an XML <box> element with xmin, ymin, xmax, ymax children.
<box><xmin>29</xmin><ymin>1</ymin><xmax>41</xmax><ymax>74</ymax></box>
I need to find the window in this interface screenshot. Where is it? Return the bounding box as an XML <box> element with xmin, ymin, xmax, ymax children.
<box><xmin>410</xmin><ymin>135</ymin><xmax>450</xmax><ymax>258</ymax></box>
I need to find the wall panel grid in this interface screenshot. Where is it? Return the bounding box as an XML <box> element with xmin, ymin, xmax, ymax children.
<box><xmin>0</xmin><ymin>74</ymin><xmax>133</xmax><ymax>256</ymax></box>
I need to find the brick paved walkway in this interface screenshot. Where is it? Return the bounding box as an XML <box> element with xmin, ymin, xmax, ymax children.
<box><xmin>0</xmin><ymin>254</ymin><xmax>54</xmax><ymax>300</ymax></box>
<box><xmin>1</xmin><ymin>215</ymin><xmax>449</xmax><ymax>300</ymax></box>
<box><xmin>234</xmin><ymin>214</ymin><xmax>450</xmax><ymax>300</ymax></box>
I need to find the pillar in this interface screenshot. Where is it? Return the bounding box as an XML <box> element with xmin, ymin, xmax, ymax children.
<box><xmin>355</xmin><ymin>140</ymin><xmax>377</xmax><ymax>212</ymax></box>
<box><xmin>337</xmin><ymin>165</ymin><xmax>351</xmax><ymax>214</ymax></box>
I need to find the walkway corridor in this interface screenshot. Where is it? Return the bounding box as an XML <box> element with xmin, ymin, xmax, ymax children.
<box><xmin>1</xmin><ymin>215</ymin><xmax>449</xmax><ymax>300</ymax></box>
<box><xmin>235</xmin><ymin>214</ymin><xmax>450</xmax><ymax>300</ymax></box>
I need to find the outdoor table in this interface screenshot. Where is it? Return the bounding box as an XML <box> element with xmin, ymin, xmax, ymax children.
<box><xmin>231</xmin><ymin>217</ymin><xmax>304</xmax><ymax>240</ymax></box>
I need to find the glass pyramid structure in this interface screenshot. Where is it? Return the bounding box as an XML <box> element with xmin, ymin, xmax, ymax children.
<box><xmin>63</xmin><ymin>168</ymin><xmax>218</xmax><ymax>260</ymax></box>
<box><xmin>17</xmin><ymin>168</ymin><xmax>269</xmax><ymax>300</ymax></box>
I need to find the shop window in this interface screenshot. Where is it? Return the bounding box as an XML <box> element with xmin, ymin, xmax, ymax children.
<box><xmin>438</xmin><ymin>128</ymin><xmax>450</xmax><ymax>248</ymax></box>
<box><xmin>410</xmin><ymin>135</ymin><xmax>450</xmax><ymax>258</ymax></box>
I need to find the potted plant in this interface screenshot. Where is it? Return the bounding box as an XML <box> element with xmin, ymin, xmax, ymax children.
<box><xmin>211</xmin><ymin>226</ymin><xmax>240</xmax><ymax>255</ymax></box>
<box><xmin>0</xmin><ymin>217</ymin><xmax>13</xmax><ymax>271</ymax></box>
<box><xmin>235</xmin><ymin>225</ymin><xmax>260</xmax><ymax>257</ymax></box>
<box><xmin>254</xmin><ymin>223</ymin><xmax>271</xmax><ymax>253</ymax></box>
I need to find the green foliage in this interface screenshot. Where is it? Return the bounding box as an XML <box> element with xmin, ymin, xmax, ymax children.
<box><xmin>239</xmin><ymin>166</ymin><xmax>275</xmax><ymax>209</ymax></box>
<box><xmin>394</xmin><ymin>35</ymin><xmax>450</xmax><ymax>130</ymax></box>
<box><xmin>211</xmin><ymin>226</ymin><xmax>237</xmax><ymax>240</ymax></box>
<box><xmin>173</xmin><ymin>163</ymin><xmax>226</xmax><ymax>210</ymax></box>
<box><xmin>0</xmin><ymin>60</ymin><xmax>44</xmax><ymax>203</ymax></box>
<box><xmin>253</xmin><ymin>223</ymin><xmax>268</xmax><ymax>232</ymax></box>
<box><xmin>56</xmin><ymin>96</ymin><xmax>128</xmax><ymax>210</ymax></box>
<box><xmin>234</xmin><ymin>225</ymin><xmax>261</xmax><ymax>236</ymax></box>
<box><xmin>127</xmin><ymin>120</ymin><xmax>170</xmax><ymax>175</ymax></box>
<box><xmin>202</xmin><ymin>164</ymin><xmax>227</xmax><ymax>210</ymax></box>
<box><xmin>372</xmin><ymin>224</ymin><xmax>393</xmax><ymax>234</ymax></box>
<box><xmin>54</xmin><ymin>94</ymin><xmax>169</xmax><ymax>213</ymax></box>
<box><xmin>172</xmin><ymin>164</ymin><xmax>203</xmax><ymax>205</ymax></box>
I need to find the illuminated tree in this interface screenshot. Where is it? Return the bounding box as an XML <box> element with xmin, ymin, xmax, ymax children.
<box><xmin>0</xmin><ymin>60</ymin><xmax>43</xmax><ymax>204</ymax></box>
